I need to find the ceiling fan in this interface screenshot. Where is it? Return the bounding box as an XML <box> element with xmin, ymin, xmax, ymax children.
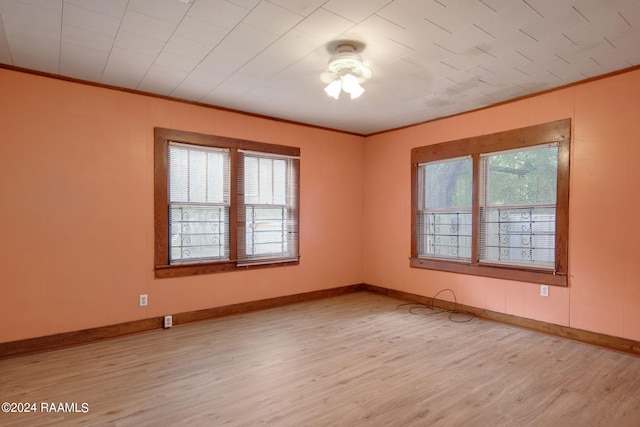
<box><xmin>320</xmin><ymin>41</ymin><xmax>372</xmax><ymax>100</ymax></box>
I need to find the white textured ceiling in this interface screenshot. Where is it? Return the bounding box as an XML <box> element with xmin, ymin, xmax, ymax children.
<box><xmin>1</xmin><ymin>0</ymin><xmax>639</xmax><ymax>135</ymax></box>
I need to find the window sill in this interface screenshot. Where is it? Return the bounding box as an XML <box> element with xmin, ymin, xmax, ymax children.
<box><xmin>409</xmin><ymin>257</ymin><xmax>567</xmax><ymax>287</ymax></box>
<box><xmin>155</xmin><ymin>258</ymin><xmax>300</xmax><ymax>279</ymax></box>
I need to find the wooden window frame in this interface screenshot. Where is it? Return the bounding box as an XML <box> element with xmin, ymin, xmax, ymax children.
<box><xmin>154</xmin><ymin>128</ymin><xmax>300</xmax><ymax>279</ymax></box>
<box><xmin>410</xmin><ymin>119</ymin><xmax>571</xmax><ymax>287</ymax></box>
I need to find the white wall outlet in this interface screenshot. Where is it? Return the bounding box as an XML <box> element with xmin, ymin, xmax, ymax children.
<box><xmin>139</xmin><ymin>294</ymin><xmax>148</xmax><ymax>307</ymax></box>
<box><xmin>164</xmin><ymin>315</ymin><xmax>172</xmax><ymax>329</ymax></box>
<box><xmin>540</xmin><ymin>285</ymin><xmax>549</xmax><ymax>297</ymax></box>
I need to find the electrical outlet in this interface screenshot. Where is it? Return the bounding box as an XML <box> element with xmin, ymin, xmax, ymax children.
<box><xmin>139</xmin><ymin>294</ymin><xmax>148</xmax><ymax>307</ymax></box>
<box><xmin>164</xmin><ymin>315</ymin><xmax>172</xmax><ymax>329</ymax></box>
<box><xmin>540</xmin><ymin>285</ymin><xmax>549</xmax><ymax>297</ymax></box>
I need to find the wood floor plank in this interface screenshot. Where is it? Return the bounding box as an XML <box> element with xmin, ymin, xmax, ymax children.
<box><xmin>1</xmin><ymin>292</ymin><xmax>639</xmax><ymax>426</ymax></box>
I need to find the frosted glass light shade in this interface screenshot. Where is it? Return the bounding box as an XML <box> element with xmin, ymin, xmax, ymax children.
<box><xmin>324</xmin><ymin>79</ymin><xmax>342</xmax><ymax>100</ymax></box>
<box><xmin>342</xmin><ymin>73</ymin><xmax>364</xmax><ymax>99</ymax></box>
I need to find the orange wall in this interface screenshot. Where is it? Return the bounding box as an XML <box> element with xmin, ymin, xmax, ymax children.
<box><xmin>3</xmin><ymin>66</ymin><xmax>640</xmax><ymax>345</ymax></box>
<box><xmin>364</xmin><ymin>68</ymin><xmax>640</xmax><ymax>342</ymax></box>
<box><xmin>0</xmin><ymin>69</ymin><xmax>365</xmax><ymax>343</ymax></box>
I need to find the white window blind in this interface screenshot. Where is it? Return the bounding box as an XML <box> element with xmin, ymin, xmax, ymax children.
<box><xmin>168</xmin><ymin>142</ymin><xmax>230</xmax><ymax>263</ymax></box>
<box><xmin>238</xmin><ymin>150</ymin><xmax>299</xmax><ymax>265</ymax></box>
<box><xmin>418</xmin><ymin>156</ymin><xmax>473</xmax><ymax>261</ymax></box>
<box><xmin>479</xmin><ymin>143</ymin><xmax>558</xmax><ymax>269</ymax></box>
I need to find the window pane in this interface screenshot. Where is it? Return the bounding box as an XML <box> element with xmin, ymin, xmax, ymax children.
<box><xmin>483</xmin><ymin>145</ymin><xmax>557</xmax><ymax>207</ymax></box>
<box><xmin>170</xmin><ymin>205</ymin><xmax>229</xmax><ymax>262</ymax></box>
<box><xmin>418</xmin><ymin>157</ymin><xmax>472</xmax><ymax>260</ymax></box>
<box><xmin>169</xmin><ymin>144</ymin><xmax>228</xmax><ymax>204</ymax></box>
<box><xmin>168</xmin><ymin>143</ymin><xmax>230</xmax><ymax>264</ymax></box>
<box><xmin>243</xmin><ymin>156</ymin><xmax>288</xmax><ymax>206</ymax></box>
<box><xmin>240</xmin><ymin>154</ymin><xmax>298</xmax><ymax>263</ymax></box>
<box><xmin>245</xmin><ymin>206</ymin><xmax>287</xmax><ymax>256</ymax></box>
<box><xmin>480</xmin><ymin>144</ymin><xmax>558</xmax><ymax>269</ymax></box>
<box><xmin>480</xmin><ymin>207</ymin><xmax>555</xmax><ymax>267</ymax></box>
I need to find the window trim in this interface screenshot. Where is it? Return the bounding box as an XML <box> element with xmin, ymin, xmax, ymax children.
<box><xmin>410</xmin><ymin>119</ymin><xmax>570</xmax><ymax>287</ymax></box>
<box><xmin>154</xmin><ymin>128</ymin><xmax>300</xmax><ymax>278</ymax></box>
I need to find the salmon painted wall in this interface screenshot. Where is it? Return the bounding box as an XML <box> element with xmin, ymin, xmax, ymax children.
<box><xmin>0</xmin><ymin>69</ymin><xmax>365</xmax><ymax>343</ymax></box>
<box><xmin>3</xmin><ymin>66</ymin><xmax>639</xmax><ymax>345</ymax></box>
<box><xmin>364</xmin><ymin>68</ymin><xmax>640</xmax><ymax>342</ymax></box>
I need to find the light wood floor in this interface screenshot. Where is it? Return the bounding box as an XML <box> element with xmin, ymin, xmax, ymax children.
<box><xmin>1</xmin><ymin>292</ymin><xmax>640</xmax><ymax>426</ymax></box>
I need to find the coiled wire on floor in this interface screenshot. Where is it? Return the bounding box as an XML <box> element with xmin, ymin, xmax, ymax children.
<box><xmin>396</xmin><ymin>288</ymin><xmax>475</xmax><ymax>323</ymax></box>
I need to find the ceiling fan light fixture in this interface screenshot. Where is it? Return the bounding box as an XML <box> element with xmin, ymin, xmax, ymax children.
<box><xmin>323</xmin><ymin>42</ymin><xmax>371</xmax><ymax>100</ymax></box>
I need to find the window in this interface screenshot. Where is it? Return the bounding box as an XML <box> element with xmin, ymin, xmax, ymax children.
<box><xmin>411</xmin><ymin>119</ymin><xmax>570</xmax><ymax>286</ymax></box>
<box><xmin>238</xmin><ymin>151</ymin><xmax>299</xmax><ymax>265</ymax></box>
<box><xmin>168</xmin><ymin>143</ymin><xmax>230</xmax><ymax>263</ymax></box>
<box><xmin>479</xmin><ymin>144</ymin><xmax>558</xmax><ymax>269</ymax></box>
<box><xmin>155</xmin><ymin>128</ymin><xmax>300</xmax><ymax>278</ymax></box>
<box><xmin>417</xmin><ymin>156</ymin><xmax>473</xmax><ymax>261</ymax></box>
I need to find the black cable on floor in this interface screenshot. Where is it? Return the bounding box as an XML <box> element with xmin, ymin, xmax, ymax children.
<box><xmin>395</xmin><ymin>288</ymin><xmax>475</xmax><ymax>323</ymax></box>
